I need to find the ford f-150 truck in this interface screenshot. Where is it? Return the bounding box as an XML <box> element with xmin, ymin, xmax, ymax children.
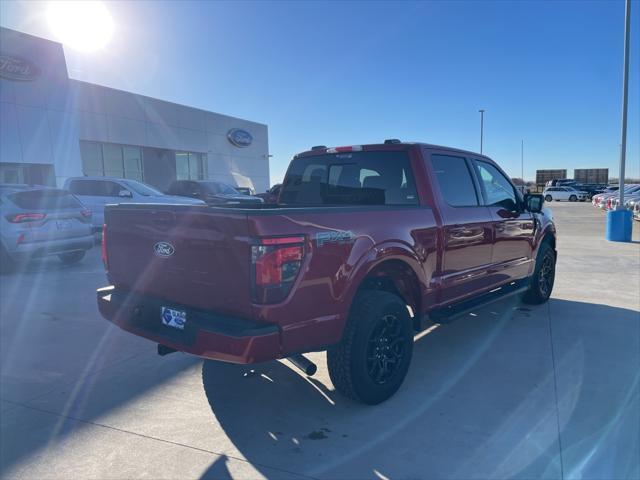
<box><xmin>97</xmin><ymin>141</ymin><xmax>556</xmax><ymax>404</ymax></box>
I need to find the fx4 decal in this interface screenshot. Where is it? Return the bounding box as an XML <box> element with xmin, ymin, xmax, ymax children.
<box><xmin>316</xmin><ymin>230</ymin><xmax>355</xmax><ymax>247</ymax></box>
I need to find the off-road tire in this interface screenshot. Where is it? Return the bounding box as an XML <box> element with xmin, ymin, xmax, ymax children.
<box><xmin>523</xmin><ymin>242</ymin><xmax>556</xmax><ymax>304</ymax></box>
<box><xmin>545</xmin><ymin>195</ymin><xmax>552</xmax><ymax>202</ymax></box>
<box><xmin>327</xmin><ymin>290</ymin><xmax>413</xmax><ymax>405</ymax></box>
<box><xmin>58</xmin><ymin>250</ymin><xmax>86</xmax><ymax>265</ymax></box>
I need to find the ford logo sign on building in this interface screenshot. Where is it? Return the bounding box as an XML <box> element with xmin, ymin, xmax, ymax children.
<box><xmin>0</xmin><ymin>54</ymin><xmax>40</xmax><ymax>81</ymax></box>
<box><xmin>154</xmin><ymin>242</ymin><xmax>175</xmax><ymax>258</ymax></box>
<box><xmin>227</xmin><ymin>128</ymin><xmax>253</xmax><ymax>148</ymax></box>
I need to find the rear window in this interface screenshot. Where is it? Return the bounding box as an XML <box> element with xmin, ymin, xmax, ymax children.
<box><xmin>8</xmin><ymin>189</ymin><xmax>82</xmax><ymax>210</ymax></box>
<box><xmin>68</xmin><ymin>180</ymin><xmax>122</xmax><ymax>196</ymax></box>
<box><xmin>279</xmin><ymin>151</ymin><xmax>419</xmax><ymax>206</ymax></box>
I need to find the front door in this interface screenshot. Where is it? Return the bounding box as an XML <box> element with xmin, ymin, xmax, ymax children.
<box><xmin>472</xmin><ymin>159</ymin><xmax>536</xmax><ymax>284</ymax></box>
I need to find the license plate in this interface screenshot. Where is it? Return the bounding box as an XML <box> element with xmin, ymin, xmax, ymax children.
<box><xmin>56</xmin><ymin>220</ymin><xmax>72</xmax><ymax>230</ymax></box>
<box><xmin>161</xmin><ymin>307</ymin><xmax>186</xmax><ymax>330</ymax></box>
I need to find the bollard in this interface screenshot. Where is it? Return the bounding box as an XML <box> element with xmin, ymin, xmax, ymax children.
<box><xmin>606</xmin><ymin>209</ymin><xmax>633</xmax><ymax>242</ymax></box>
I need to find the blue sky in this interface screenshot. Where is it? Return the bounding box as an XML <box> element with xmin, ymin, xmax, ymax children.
<box><xmin>2</xmin><ymin>0</ymin><xmax>639</xmax><ymax>184</ymax></box>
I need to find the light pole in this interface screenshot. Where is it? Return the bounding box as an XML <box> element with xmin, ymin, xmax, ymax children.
<box><xmin>618</xmin><ymin>0</ymin><xmax>631</xmax><ymax>210</ymax></box>
<box><xmin>479</xmin><ymin>109</ymin><xmax>485</xmax><ymax>154</ymax></box>
<box><xmin>521</xmin><ymin>140</ymin><xmax>524</xmax><ymax>186</ymax></box>
<box><xmin>607</xmin><ymin>0</ymin><xmax>633</xmax><ymax>242</ymax></box>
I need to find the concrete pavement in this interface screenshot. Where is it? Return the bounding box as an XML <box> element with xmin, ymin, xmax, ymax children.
<box><xmin>1</xmin><ymin>202</ymin><xmax>638</xmax><ymax>479</ymax></box>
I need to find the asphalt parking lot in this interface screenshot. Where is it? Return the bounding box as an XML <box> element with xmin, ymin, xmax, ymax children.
<box><xmin>1</xmin><ymin>202</ymin><xmax>638</xmax><ymax>480</ymax></box>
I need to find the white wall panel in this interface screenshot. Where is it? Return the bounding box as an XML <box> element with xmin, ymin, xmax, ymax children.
<box><xmin>0</xmin><ymin>102</ymin><xmax>22</xmax><ymax>163</ymax></box>
<box><xmin>104</xmin><ymin>89</ymin><xmax>146</xmax><ymax>121</ymax></box>
<box><xmin>76</xmin><ymin>111</ymin><xmax>108</xmax><ymax>142</ymax></box>
<box><xmin>107</xmin><ymin>116</ymin><xmax>147</xmax><ymax>145</ymax></box>
<box><xmin>47</xmin><ymin>110</ymin><xmax>82</xmax><ymax>179</ymax></box>
<box><xmin>16</xmin><ymin>104</ymin><xmax>53</xmax><ymax>164</ymax></box>
<box><xmin>146</xmin><ymin>122</ymin><xmax>180</xmax><ymax>149</ymax></box>
<box><xmin>143</xmin><ymin>97</ymin><xmax>181</xmax><ymax>127</ymax></box>
<box><xmin>0</xmin><ymin>80</ymin><xmax>15</xmax><ymax>104</ymax></box>
<box><xmin>178</xmin><ymin>105</ymin><xmax>206</xmax><ymax>131</ymax></box>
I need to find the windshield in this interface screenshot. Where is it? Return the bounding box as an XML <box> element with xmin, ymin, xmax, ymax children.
<box><xmin>201</xmin><ymin>182</ymin><xmax>238</xmax><ymax>195</ymax></box>
<box><xmin>121</xmin><ymin>180</ymin><xmax>164</xmax><ymax>196</ymax></box>
<box><xmin>279</xmin><ymin>151</ymin><xmax>418</xmax><ymax>206</ymax></box>
<box><xmin>8</xmin><ymin>189</ymin><xmax>82</xmax><ymax>210</ymax></box>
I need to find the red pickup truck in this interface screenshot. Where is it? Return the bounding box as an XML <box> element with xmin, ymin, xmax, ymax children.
<box><xmin>98</xmin><ymin>141</ymin><xmax>556</xmax><ymax>404</ymax></box>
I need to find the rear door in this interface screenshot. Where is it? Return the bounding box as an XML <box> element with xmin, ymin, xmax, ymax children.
<box><xmin>426</xmin><ymin>151</ymin><xmax>495</xmax><ymax>304</ymax></box>
<box><xmin>471</xmin><ymin>159</ymin><xmax>535</xmax><ymax>283</ymax></box>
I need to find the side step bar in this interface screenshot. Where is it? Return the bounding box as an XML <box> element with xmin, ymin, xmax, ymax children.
<box><xmin>429</xmin><ymin>280</ymin><xmax>529</xmax><ymax>324</ymax></box>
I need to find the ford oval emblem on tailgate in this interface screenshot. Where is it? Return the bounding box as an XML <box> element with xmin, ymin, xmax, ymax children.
<box><xmin>154</xmin><ymin>242</ymin><xmax>175</xmax><ymax>257</ymax></box>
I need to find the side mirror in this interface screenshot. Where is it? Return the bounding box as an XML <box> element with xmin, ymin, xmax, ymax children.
<box><xmin>118</xmin><ymin>189</ymin><xmax>133</xmax><ymax>198</ymax></box>
<box><xmin>525</xmin><ymin>193</ymin><xmax>544</xmax><ymax>213</ymax></box>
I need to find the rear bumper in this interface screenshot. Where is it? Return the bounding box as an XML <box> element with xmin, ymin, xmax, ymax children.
<box><xmin>97</xmin><ymin>286</ymin><xmax>282</xmax><ymax>364</ymax></box>
<box><xmin>10</xmin><ymin>235</ymin><xmax>94</xmax><ymax>261</ymax></box>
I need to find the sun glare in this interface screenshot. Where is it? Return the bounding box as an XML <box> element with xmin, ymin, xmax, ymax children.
<box><xmin>47</xmin><ymin>1</ymin><xmax>114</xmax><ymax>52</ymax></box>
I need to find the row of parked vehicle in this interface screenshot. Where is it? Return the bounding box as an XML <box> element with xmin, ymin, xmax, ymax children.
<box><xmin>591</xmin><ymin>184</ymin><xmax>640</xmax><ymax>221</ymax></box>
<box><xmin>541</xmin><ymin>179</ymin><xmax>610</xmax><ymax>202</ymax></box>
<box><xmin>0</xmin><ymin>176</ymin><xmax>267</xmax><ymax>271</ymax></box>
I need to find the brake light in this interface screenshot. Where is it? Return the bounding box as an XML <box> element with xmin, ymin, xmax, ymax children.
<box><xmin>101</xmin><ymin>224</ymin><xmax>108</xmax><ymax>272</ymax></box>
<box><xmin>326</xmin><ymin>145</ymin><xmax>363</xmax><ymax>154</ymax></box>
<box><xmin>6</xmin><ymin>213</ymin><xmax>46</xmax><ymax>223</ymax></box>
<box><xmin>251</xmin><ymin>236</ymin><xmax>305</xmax><ymax>304</ymax></box>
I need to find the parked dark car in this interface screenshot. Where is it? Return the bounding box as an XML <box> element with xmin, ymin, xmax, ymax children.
<box><xmin>166</xmin><ymin>180</ymin><xmax>263</xmax><ymax>205</ymax></box>
<box><xmin>1</xmin><ymin>185</ymin><xmax>94</xmax><ymax>271</ymax></box>
<box><xmin>234</xmin><ymin>186</ymin><xmax>255</xmax><ymax>196</ymax></box>
<box><xmin>99</xmin><ymin>141</ymin><xmax>556</xmax><ymax>404</ymax></box>
<box><xmin>255</xmin><ymin>183</ymin><xmax>282</xmax><ymax>204</ymax></box>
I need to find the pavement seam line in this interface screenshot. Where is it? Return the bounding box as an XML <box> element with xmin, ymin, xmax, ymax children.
<box><xmin>1</xmin><ymin>399</ymin><xmax>320</xmax><ymax>480</ymax></box>
<box><xmin>547</xmin><ymin>300</ymin><xmax>565</xmax><ymax>479</ymax></box>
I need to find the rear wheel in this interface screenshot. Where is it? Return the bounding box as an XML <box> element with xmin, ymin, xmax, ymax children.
<box><xmin>569</xmin><ymin>195</ymin><xmax>577</xmax><ymax>202</ymax></box>
<box><xmin>545</xmin><ymin>195</ymin><xmax>552</xmax><ymax>202</ymax></box>
<box><xmin>327</xmin><ymin>291</ymin><xmax>413</xmax><ymax>404</ymax></box>
<box><xmin>58</xmin><ymin>250</ymin><xmax>86</xmax><ymax>265</ymax></box>
<box><xmin>523</xmin><ymin>242</ymin><xmax>556</xmax><ymax>304</ymax></box>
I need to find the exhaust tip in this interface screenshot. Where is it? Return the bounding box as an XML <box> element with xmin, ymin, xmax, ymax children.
<box><xmin>287</xmin><ymin>354</ymin><xmax>317</xmax><ymax>376</ymax></box>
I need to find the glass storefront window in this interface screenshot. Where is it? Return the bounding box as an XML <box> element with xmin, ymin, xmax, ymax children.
<box><xmin>103</xmin><ymin>144</ymin><xmax>124</xmax><ymax>178</ymax></box>
<box><xmin>176</xmin><ymin>152</ymin><xmax>206</xmax><ymax>180</ymax></box>
<box><xmin>176</xmin><ymin>152</ymin><xmax>190</xmax><ymax>180</ymax></box>
<box><xmin>80</xmin><ymin>141</ymin><xmax>103</xmax><ymax>176</ymax></box>
<box><xmin>123</xmin><ymin>146</ymin><xmax>143</xmax><ymax>181</ymax></box>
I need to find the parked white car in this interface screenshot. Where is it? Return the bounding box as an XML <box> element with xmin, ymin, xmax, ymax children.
<box><xmin>543</xmin><ymin>186</ymin><xmax>589</xmax><ymax>202</ymax></box>
<box><xmin>63</xmin><ymin>177</ymin><xmax>205</xmax><ymax>230</ymax></box>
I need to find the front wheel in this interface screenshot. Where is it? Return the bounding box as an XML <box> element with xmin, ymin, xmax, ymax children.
<box><xmin>569</xmin><ymin>195</ymin><xmax>577</xmax><ymax>202</ymax></box>
<box><xmin>58</xmin><ymin>250</ymin><xmax>86</xmax><ymax>265</ymax></box>
<box><xmin>327</xmin><ymin>291</ymin><xmax>413</xmax><ymax>405</ymax></box>
<box><xmin>523</xmin><ymin>242</ymin><xmax>556</xmax><ymax>304</ymax></box>
<box><xmin>545</xmin><ymin>195</ymin><xmax>552</xmax><ymax>202</ymax></box>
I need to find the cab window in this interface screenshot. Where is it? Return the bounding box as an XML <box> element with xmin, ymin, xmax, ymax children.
<box><xmin>430</xmin><ymin>154</ymin><xmax>479</xmax><ymax>207</ymax></box>
<box><xmin>473</xmin><ymin>160</ymin><xmax>518</xmax><ymax>210</ymax></box>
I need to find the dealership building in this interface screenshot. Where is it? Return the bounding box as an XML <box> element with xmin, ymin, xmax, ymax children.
<box><xmin>0</xmin><ymin>27</ymin><xmax>270</xmax><ymax>193</ymax></box>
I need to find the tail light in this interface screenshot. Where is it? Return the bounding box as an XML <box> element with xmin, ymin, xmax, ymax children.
<box><xmin>251</xmin><ymin>236</ymin><xmax>305</xmax><ymax>303</ymax></box>
<box><xmin>6</xmin><ymin>213</ymin><xmax>46</xmax><ymax>223</ymax></box>
<box><xmin>101</xmin><ymin>224</ymin><xmax>108</xmax><ymax>272</ymax></box>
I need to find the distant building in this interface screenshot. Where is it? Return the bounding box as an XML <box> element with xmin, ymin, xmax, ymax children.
<box><xmin>0</xmin><ymin>27</ymin><xmax>269</xmax><ymax>193</ymax></box>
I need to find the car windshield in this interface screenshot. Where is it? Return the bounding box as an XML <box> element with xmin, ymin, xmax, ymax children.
<box><xmin>121</xmin><ymin>180</ymin><xmax>164</xmax><ymax>196</ymax></box>
<box><xmin>201</xmin><ymin>182</ymin><xmax>238</xmax><ymax>194</ymax></box>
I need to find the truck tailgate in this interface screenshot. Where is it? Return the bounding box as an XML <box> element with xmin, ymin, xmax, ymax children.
<box><xmin>104</xmin><ymin>205</ymin><xmax>253</xmax><ymax>319</ymax></box>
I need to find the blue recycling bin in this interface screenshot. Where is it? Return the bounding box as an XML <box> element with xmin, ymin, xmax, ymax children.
<box><xmin>606</xmin><ymin>209</ymin><xmax>633</xmax><ymax>242</ymax></box>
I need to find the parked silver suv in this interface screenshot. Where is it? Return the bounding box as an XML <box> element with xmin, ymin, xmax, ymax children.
<box><xmin>0</xmin><ymin>185</ymin><xmax>94</xmax><ymax>270</ymax></box>
<box><xmin>63</xmin><ymin>177</ymin><xmax>205</xmax><ymax>230</ymax></box>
